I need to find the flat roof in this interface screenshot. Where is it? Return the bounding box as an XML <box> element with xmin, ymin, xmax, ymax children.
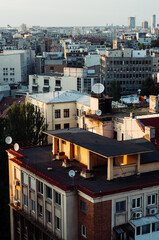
<box><xmin>9</xmin><ymin>145</ymin><xmax>159</xmax><ymax>198</ymax></box>
<box><xmin>44</xmin><ymin>128</ymin><xmax>152</xmax><ymax>157</ymax></box>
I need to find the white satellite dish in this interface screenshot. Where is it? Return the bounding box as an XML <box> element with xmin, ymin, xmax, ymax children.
<box><xmin>92</xmin><ymin>83</ymin><xmax>105</xmax><ymax>94</ymax></box>
<box><xmin>5</xmin><ymin>136</ymin><xmax>12</xmax><ymax>144</ymax></box>
<box><xmin>14</xmin><ymin>143</ymin><xmax>19</xmax><ymax>151</ymax></box>
<box><xmin>96</xmin><ymin>109</ymin><xmax>102</xmax><ymax>116</ymax></box>
<box><xmin>68</xmin><ymin>170</ymin><xmax>75</xmax><ymax>178</ymax></box>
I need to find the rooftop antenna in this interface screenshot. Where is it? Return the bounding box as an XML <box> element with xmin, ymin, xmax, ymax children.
<box><xmin>68</xmin><ymin>170</ymin><xmax>76</xmax><ymax>185</ymax></box>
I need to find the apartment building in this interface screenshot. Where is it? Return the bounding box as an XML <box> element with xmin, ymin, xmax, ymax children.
<box><xmin>26</xmin><ymin>90</ymin><xmax>91</xmax><ymax>131</ymax></box>
<box><xmin>64</xmin><ymin>43</ymin><xmax>88</xmax><ymax>68</ymax></box>
<box><xmin>7</xmin><ymin>128</ymin><xmax>159</xmax><ymax>240</ymax></box>
<box><xmin>101</xmin><ymin>49</ymin><xmax>152</xmax><ymax>94</ymax></box>
<box><xmin>0</xmin><ymin>49</ymin><xmax>35</xmax><ymax>85</ymax></box>
<box><xmin>29</xmin><ymin>67</ymin><xmax>99</xmax><ymax>94</ymax></box>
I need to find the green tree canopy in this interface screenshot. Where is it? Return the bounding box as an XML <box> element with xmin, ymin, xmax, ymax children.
<box><xmin>141</xmin><ymin>77</ymin><xmax>159</xmax><ymax>97</ymax></box>
<box><xmin>6</xmin><ymin>102</ymin><xmax>47</xmax><ymax>146</ymax></box>
<box><xmin>110</xmin><ymin>80</ymin><xmax>121</xmax><ymax>101</ymax></box>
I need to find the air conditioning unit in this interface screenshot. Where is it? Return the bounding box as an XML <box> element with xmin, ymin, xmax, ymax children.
<box><xmin>149</xmin><ymin>208</ymin><xmax>157</xmax><ymax>215</ymax></box>
<box><xmin>133</xmin><ymin>211</ymin><xmax>142</xmax><ymax>219</ymax></box>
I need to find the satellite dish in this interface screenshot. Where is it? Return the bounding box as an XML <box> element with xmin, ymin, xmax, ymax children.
<box><xmin>68</xmin><ymin>170</ymin><xmax>75</xmax><ymax>178</ymax></box>
<box><xmin>92</xmin><ymin>83</ymin><xmax>105</xmax><ymax>94</ymax></box>
<box><xmin>14</xmin><ymin>143</ymin><xmax>19</xmax><ymax>151</ymax></box>
<box><xmin>5</xmin><ymin>136</ymin><xmax>12</xmax><ymax>144</ymax></box>
<box><xmin>96</xmin><ymin>109</ymin><xmax>102</xmax><ymax>116</ymax></box>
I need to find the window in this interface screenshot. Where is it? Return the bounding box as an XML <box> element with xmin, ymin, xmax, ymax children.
<box><xmin>142</xmin><ymin>224</ymin><xmax>150</xmax><ymax>235</ymax></box>
<box><xmin>46</xmin><ymin>210</ymin><xmax>52</xmax><ymax>224</ymax></box>
<box><xmin>46</xmin><ymin>186</ymin><xmax>52</xmax><ymax>199</ymax></box>
<box><xmin>55</xmin><ymin>109</ymin><xmax>61</xmax><ymax>118</ymax></box>
<box><xmin>81</xmin><ymin>200</ymin><xmax>86</xmax><ymax>213</ymax></box>
<box><xmin>132</xmin><ymin>197</ymin><xmax>142</xmax><ymax>209</ymax></box>
<box><xmin>50</xmin><ymin>66</ymin><xmax>54</xmax><ymax>70</ymax></box>
<box><xmin>64</xmin><ymin>109</ymin><xmax>69</xmax><ymax>118</ymax></box>
<box><xmin>38</xmin><ymin>181</ymin><xmax>43</xmax><ymax>194</ymax></box>
<box><xmin>116</xmin><ymin>200</ymin><xmax>126</xmax><ymax>213</ymax></box>
<box><xmin>147</xmin><ymin>194</ymin><xmax>157</xmax><ymax>205</ymax></box>
<box><xmin>64</xmin><ymin>123</ymin><xmax>69</xmax><ymax>129</ymax></box>
<box><xmin>152</xmin><ymin>222</ymin><xmax>159</xmax><ymax>232</ymax></box>
<box><xmin>55</xmin><ymin>216</ymin><xmax>61</xmax><ymax>230</ymax></box>
<box><xmin>22</xmin><ymin>193</ymin><xmax>28</xmax><ymax>206</ymax></box>
<box><xmin>81</xmin><ymin>225</ymin><xmax>87</xmax><ymax>238</ymax></box>
<box><xmin>38</xmin><ymin>204</ymin><xmax>43</xmax><ymax>218</ymax></box>
<box><xmin>22</xmin><ymin>172</ymin><xmax>28</xmax><ymax>185</ymax></box>
<box><xmin>56</xmin><ymin>80</ymin><xmax>61</xmax><ymax>86</ymax></box>
<box><xmin>44</xmin><ymin>79</ymin><xmax>49</xmax><ymax>85</ymax></box>
<box><xmin>77</xmin><ymin>109</ymin><xmax>79</xmax><ymax>116</ymax></box>
<box><xmin>136</xmin><ymin>226</ymin><xmax>141</xmax><ymax>235</ymax></box>
<box><xmin>55</xmin><ymin>124</ymin><xmax>61</xmax><ymax>130</ymax></box>
<box><xmin>29</xmin><ymin>176</ymin><xmax>35</xmax><ymax>190</ymax></box>
<box><xmin>30</xmin><ymin>199</ymin><xmax>35</xmax><ymax>212</ymax></box>
<box><xmin>55</xmin><ymin>191</ymin><xmax>61</xmax><ymax>205</ymax></box>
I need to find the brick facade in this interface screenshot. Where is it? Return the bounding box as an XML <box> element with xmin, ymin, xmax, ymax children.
<box><xmin>45</xmin><ymin>64</ymin><xmax>66</xmax><ymax>73</ymax></box>
<box><xmin>78</xmin><ymin>196</ymin><xmax>112</xmax><ymax>240</ymax></box>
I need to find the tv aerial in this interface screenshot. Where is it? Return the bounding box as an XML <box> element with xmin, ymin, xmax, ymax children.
<box><xmin>92</xmin><ymin>83</ymin><xmax>105</xmax><ymax>94</ymax></box>
<box><xmin>68</xmin><ymin>170</ymin><xmax>75</xmax><ymax>178</ymax></box>
<box><xmin>96</xmin><ymin>109</ymin><xmax>102</xmax><ymax>116</ymax></box>
<box><xmin>14</xmin><ymin>143</ymin><xmax>19</xmax><ymax>152</ymax></box>
<box><xmin>5</xmin><ymin>136</ymin><xmax>12</xmax><ymax>144</ymax></box>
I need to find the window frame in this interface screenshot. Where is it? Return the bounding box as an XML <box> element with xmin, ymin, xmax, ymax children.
<box><xmin>64</xmin><ymin>109</ymin><xmax>69</xmax><ymax>118</ymax></box>
<box><xmin>116</xmin><ymin>200</ymin><xmax>126</xmax><ymax>213</ymax></box>
<box><xmin>55</xmin><ymin>191</ymin><xmax>61</xmax><ymax>206</ymax></box>
<box><xmin>55</xmin><ymin>109</ymin><xmax>61</xmax><ymax>119</ymax></box>
<box><xmin>81</xmin><ymin>224</ymin><xmax>87</xmax><ymax>238</ymax></box>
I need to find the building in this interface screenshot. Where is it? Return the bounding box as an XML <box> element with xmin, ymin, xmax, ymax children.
<box><xmin>26</xmin><ymin>90</ymin><xmax>91</xmax><ymax>131</ymax></box>
<box><xmin>29</xmin><ymin>67</ymin><xmax>99</xmax><ymax>94</ymax></box>
<box><xmin>7</xmin><ymin>128</ymin><xmax>159</xmax><ymax>240</ymax></box>
<box><xmin>100</xmin><ymin>49</ymin><xmax>152</xmax><ymax>94</ymax></box>
<box><xmin>0</xmin><ymin>49</ymin><xmax>35</xmax><ymax>85</ymax></box>
<box><xmin>142</xmin><ymin>21</ymin><xmax>148</xmax><ymax>29</ymax></box>
<box><xmin>128</xmin><ymin>17</ymin><xmax>136</xmax><ymax>29</ymax></box>
<box><xmin>151</xmin><ymin>14</ymin><xmax>156</xmax><ymax>30</ymax></box>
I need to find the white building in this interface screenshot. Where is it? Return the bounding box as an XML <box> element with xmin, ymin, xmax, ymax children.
<box><xmin>0</xmin><ymin>49</ymin><xmax>35</xmax><ymax>85</ymax></box>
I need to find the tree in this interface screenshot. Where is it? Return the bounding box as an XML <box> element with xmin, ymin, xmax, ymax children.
<box><xmin>6</xmin><ymin>102</ymin><xmax>48</xmax><ymax>146</ymax></box>
<box><xmin>110</xmin><ymin>80</ymin><xmax>121</xmax><ymax>101</ymax></box>
<box><xmin>151</xmin><ymin>39</ymin><xmax>159</xmax><ymax>48</ymax></box>
<box><xmin>141</xmin><ymin>77</ymin><xmax>159</xmax><ymax>97</ymax></box>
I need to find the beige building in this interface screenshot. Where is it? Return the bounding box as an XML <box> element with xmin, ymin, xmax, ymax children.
<box><xmin>26</xmin><ymin>90</ymin><xmax>91</xmax><ymax>131</ymax></box>
<box><xmin>7</xmin><ymin>128</ymin><xmax>159</xmax><ymax>240</ymax></box>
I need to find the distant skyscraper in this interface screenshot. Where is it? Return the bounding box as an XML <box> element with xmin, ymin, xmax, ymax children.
<box><xmin>151</xmin><ymin>14</ymin><xmax>156</xmax><ymax>29</ymax></box>
<box><xmin>142</xmin><ymin>21</ymin><xmax>148</xmax><ymax>29</ymax></box>
<box><xmin>128</xmin><ymin>17</ymin><xmax>135</xmax><ymax>28</ymax></box>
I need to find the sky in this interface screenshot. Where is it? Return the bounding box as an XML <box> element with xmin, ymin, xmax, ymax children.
<box><xmin>1</xmin><ymin>0</ymin><xmax>159</xmax><ymax>27</ymax></box>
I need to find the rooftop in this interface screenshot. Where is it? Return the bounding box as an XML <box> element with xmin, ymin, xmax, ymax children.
<box><xmin>45</xmin><ymin>128</ymin><xmax>152</xmax><ymax>157</ymax></box>
<box><xmin>9</xmin><ymin>143</ymin><xmax>159</xmax><ymax>198</ymax></box>
<box><xmin>29</xmin><ymin>90</ymin><xmax>90</xmax><ymax>105</ymax></box>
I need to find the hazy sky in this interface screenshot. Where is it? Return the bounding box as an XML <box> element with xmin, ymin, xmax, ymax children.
<box><xmin>1</xmin><ymin>0</ymin><xmax>159</xmax><ymax>27</ymax></box>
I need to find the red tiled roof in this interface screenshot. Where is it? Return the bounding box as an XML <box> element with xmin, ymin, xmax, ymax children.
<box><xmin>0</xmin><ymin>96</ymin><xmax>25</xmax><ymax>118</ymax></box>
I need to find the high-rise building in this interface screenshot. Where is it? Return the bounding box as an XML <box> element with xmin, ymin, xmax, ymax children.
<box><xmin>128</xmin><ymin>17</ymin><xmax>136</xmax><ymax>28</ymax></box>
<box><xmin>142</xmin><ymin>21</ymin><xmax>148</xmax><ymax>29</ymax></box>
<box><xmin>151</xmin><ymin>14</ymin><xmax>156</xmax><ymax>29</ymax></box>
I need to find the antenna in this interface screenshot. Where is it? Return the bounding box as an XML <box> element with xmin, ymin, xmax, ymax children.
<box><xmin>14</xmin><ymin>143</ymin><xmax>19</xmax><ymax>151</ymax></box>
<box><xmin>92</xmin><ymin>83</ymin><xmax>105</xmax><ymax>94</ymax></box>
<box><xmin>68</xmin><ymin>170</ymin><xmax>76</xmax><ymax>185</ymax></box>
<box><xmin>68</xmin><ymin>170</ymin><xmax>75</xmax><ymax>178</ymax></box>
<box><xmin>5</xmin><ymin>136</ymin><xmax>12</xmax><ymax>144</ymax></box>
<box><xmin>96</xmin><ymin>109</ymin><xmax>102</xmax><ymax>116</ymax></box>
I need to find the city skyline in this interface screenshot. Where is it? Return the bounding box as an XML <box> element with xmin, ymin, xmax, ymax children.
<box><xmin>0</xmin><ymin>0</ymin><xmax>159</xmax><ymax>27</ymax></box>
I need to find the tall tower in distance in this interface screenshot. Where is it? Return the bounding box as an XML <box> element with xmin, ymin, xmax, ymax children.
<box><xmin>142</xmin><ymin>21</ymin><xmax>148</xmax><ymax>29</ymax></box>
<box><xmin>128</xmin><ymin>17</ymin><xmax>136</xmax><ymax>28</ymax></box>
<box><xmin>151</xmin><ymin>14</ymin><xmax>156</xmax><ymax>29</ymax></box>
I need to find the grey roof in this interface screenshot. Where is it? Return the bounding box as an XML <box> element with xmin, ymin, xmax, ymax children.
<box><xmin>130</xmin><ymin>215</ymin><xmax>159</xmax><ymax>227</ymax></box>
<box><xmin>29</xmin><ymin>90</ymin><xmax>91</xmax><ymax>105</ymax></box>
<box><xmin>45</xmin><ymin>128</ymin><xmax>152</xmax><ymax>157</ymax></box>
